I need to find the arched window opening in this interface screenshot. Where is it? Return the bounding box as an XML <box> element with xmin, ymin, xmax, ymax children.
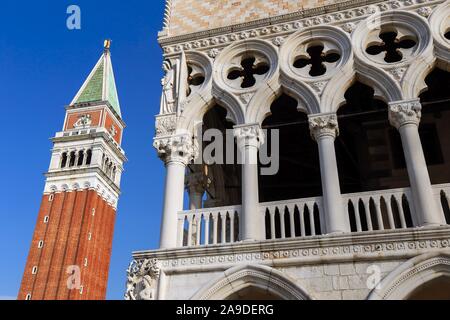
<box><xmin>61</xmin><ymin>152</ymin><xmax>68</xmax><ymax>168</ymax></box>
<box><xmin>77</xmin><ymin>150</ymin><xmax>84</xmax><ymax>166</ymax></box>
<box><xmin>86</xmin><ymin>149</ymin><xmax>92</xmax><ymax>166</ymax></box>
<box><xmin>259</xmin><ymin>94</ymin><xmax>321</xmax><ymax>203</ymax></box>
<box><xmin>104</xmin><ymin>159</ymin><xmax>109</xmax><ymax>175</ymax></box>
<box><xmin>69</xmin><ymin>151</ymin><xmax>76</xmax><ymax>167</ymax></box>
<box><xmin>112</xmin><ymin>166</ymin><xmax>117</xmax><ymax>182</ymax></box>
<box><xmin>201</xmin><ymin>104</ymin><xmax>240</xmax><ymax>209</ymax></box>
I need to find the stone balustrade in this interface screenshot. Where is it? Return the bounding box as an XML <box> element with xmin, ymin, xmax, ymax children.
<box><xmin>177</xmin><ymin>183</ymin><xmax>450</xmax><ymax>248</ymax></box>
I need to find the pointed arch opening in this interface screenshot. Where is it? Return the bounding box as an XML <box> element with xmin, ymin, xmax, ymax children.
<box><xmin>369</xmin><ymin>253</ymin><xmax>450</xmax><ymax>300</ymax></box>
<box><xmin>199</xmin><ymin>104</ymin><xmax>241</xmax><ymax>209</ymax></box>
<box><xmin>191</xmin><ymin>264</ymin><xmax>310</xmax><ymax>300</ymax></box>
<box><xmin>259</xmin><ymin>93</ymin><xmax>321</xmax><ymax>202</ymax></box>
<box><xmin>419</xmin><ymin>67</ymin><xmax>450</xmax><ymax>186</ymax></box>
<box><xmin>336</xmin><ymin>81</ymin><xmax>409</xmax><ymax>194</ymax></box>
<box><xmin>407</xmin><ymin>276</ymin><xmax>450</xmax><ymax>300</ymax></box>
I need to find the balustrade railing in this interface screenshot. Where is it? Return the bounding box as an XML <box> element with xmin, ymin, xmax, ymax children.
<box><xmin>177</xmin><ymin>184</ymin><xmax>450</xmax><ymax>248</ymax></box>
<box><xmin>177</xmin><ymin>205</ymin><xmax>241</xmax><ymax>247</ymax></box>
<box><xmin>342</xmin><ymin>187</ymin><xmax>415</xmax><ymax>232</ymax></box>
<box><xmin>433</xmin><ymin>183</ymin><xmax>450</xmax><ymax>224</ymax></box>
<box><xmin>260</xmin><ymin>197</ymin><xmax>323</xmax><ymax>240</ymax></box>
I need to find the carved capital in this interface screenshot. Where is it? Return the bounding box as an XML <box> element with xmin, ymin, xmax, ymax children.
<box><xmin>389</xmin><ymin>99</ymin><xmax>422</xmax><ymax>129</ymax></box>
<box><xmin>308</xmin><ymin>113</ymin><xmax>339</xmax><ymax>140</ymax></box>
<box><xmin>153</xmin><ymin>134</ymin><xmax>197</xmax><ymax>165</ymax></box>
<box><xmin>155</xmin><ymin>114</ymin><xmax>177</xmax><ymax>137</ymax></box>
<box><xmin>233</xmin><ymin>123</ymin><xmax>265</xmax><ymax>149</ymax></box>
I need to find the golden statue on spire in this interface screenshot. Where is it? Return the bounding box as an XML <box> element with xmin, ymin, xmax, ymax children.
<box><xmin>104</xmin><ymin>39</ymin><xmax>111</xmax><ymax>51</ymax></box>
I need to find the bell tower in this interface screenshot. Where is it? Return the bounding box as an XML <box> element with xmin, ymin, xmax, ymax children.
<box><xmin>18</xmin><ymin>41</ymin><xmax>126</xmax><ymax>300</ymax></box>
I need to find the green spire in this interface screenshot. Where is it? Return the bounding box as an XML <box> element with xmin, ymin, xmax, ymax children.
<box><xmin>71</xmin><ymin>40</ymin><xmax>122</xmax><ymax>118</ymax></box>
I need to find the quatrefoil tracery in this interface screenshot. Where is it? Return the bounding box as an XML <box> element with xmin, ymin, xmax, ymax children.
<box><xmin>227</xmin><ymin>56</ymin><xmax>270</xmax><ymax>89</ymax></box>
<box><xmin>366</xmin><ymin>31</ymin><xmax>417</xmax><ymax>63</ymax></box>
<box><xmin>293</xmin><ymin>45</ymin><xmax>341</xmax><ymax>77</ymax></box>
<box><xmin>187</xmin><ymin>64</ymin><xmax>205</xmax><ymax>96</ymax></box>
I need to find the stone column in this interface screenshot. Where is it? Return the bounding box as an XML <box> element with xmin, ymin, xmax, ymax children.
<box><xmin>234</xmin><ymin>123</ymin><xmax>265</xmax><ymax>241</ymax></box>
<box><xmin>154</xmin><ymin>134</ymin><xmax>196</xmax><ymax>249</ymax></box>
<box><xmin>309</xmin><ymin>113</ymin><xmax>349</xmax><ymax>234</ymax></box>
<box><xmin>82</xmin><ymin>149</ymin><xmax>89</xmax><ymax>166</ymax></box>
<box><xmin>389</xmin><ymin>99</ymin><xmax>445</xmax><ymax>226</ymax></box>
<box><xmin>185</xmin><ymin>170</ymin><xmax>205</xmax><ymax>245</ymax></box>
<box><xmin>186</xmin><ymin>170</ymin><xmax>205</xmax><ymax>210</ymax></box>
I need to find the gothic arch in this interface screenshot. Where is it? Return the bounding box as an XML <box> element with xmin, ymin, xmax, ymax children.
<box><xmin>324</xmin><ymin>69</ymin><xmax>397</xmax><ymax>113</ymax></box>
<box><xmin>402</xmin><ymin>53</ymin><xmax>436</xmax><ymax>99</ymax></box>
<box><xmin>368</xmin><ymin>251</ymin><xmax>450</xmax><ymax>300</ymax></box>
<box><xmin>191</xmin><ymin>264</ymin><xmax>311</xmax><ymax>300</ymax></box>
<box><xmin>245</xmin><ymin>80</ymin><xmax>315</xmax><ymax>125</ymax></box>
<box><xmin>177</xmin><ymin>92</ymin><xmax>245</xmax><ymax>133</ymax></box>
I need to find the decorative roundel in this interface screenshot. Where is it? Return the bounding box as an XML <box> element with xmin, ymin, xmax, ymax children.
<box><xmin>213</xmin><ymin>39</ymin><xmax>278</xmax><ymax>92</ymax></box>
<box><xmin>185</xmin><ymin>51</ymin><xmax>211</xmax><ymax>97</ymax></box>
<box><xmin>353</xmin><ymin>11</ymin><xmax>432</xmax><ymax>66</ymax></box>
<box><xmin>429</xmin><ymin>2</ymin><xmax>450</xmax><ymax>62</ymax></box>
<box><xmin>280</xmin><ymin>26</ymin><xmax>352</xmax><ymax>80</ymax></box>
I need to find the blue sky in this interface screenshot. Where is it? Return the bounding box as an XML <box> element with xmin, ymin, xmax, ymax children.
<box><xmin>0</xmin><ymin>0</ymin><xmax>167</xmax><ymax>299</ymax></box>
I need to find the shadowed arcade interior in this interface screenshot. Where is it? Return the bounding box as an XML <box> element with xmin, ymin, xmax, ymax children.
<box><xmin>407</xmin><ymin>276</ymin><xmax>450</xmax><ymax>300</ymax></box>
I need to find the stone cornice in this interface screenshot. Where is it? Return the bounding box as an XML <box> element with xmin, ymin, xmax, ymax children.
<box><xmin>45</xmin><ymin>166</ymin><xmax>121</xmax><ymax>195</ymax></box>
<box><xmin>43</xmin><ymin>172</ymin><xmax>120</xmax><ymax>209</ymax></box>
<box><xmin>158</xmin><ymin>0</ymin><xmax>444</xmax><ymax>56</ymax></box>
<box><xmin>133</xmin><ymin>227</ymin><xmax>450</xmax><ymax>270</ymax></box>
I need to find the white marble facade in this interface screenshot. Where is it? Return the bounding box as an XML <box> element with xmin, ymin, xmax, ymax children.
<box><xmin>127</xmin><ymin>0</ymin><xmax>450</xmax><ymax>300</ymax></box>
